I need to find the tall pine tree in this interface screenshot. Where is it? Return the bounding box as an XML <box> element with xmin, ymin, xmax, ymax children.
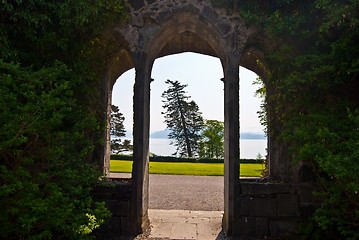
<box><xmin>110</xmin><ymin>105</ymin><xmax>132</xmax><ymax>153</ymax></box>
<box><xmin>161</xmin><ymin>80</ymin><xmax>203</xmax><ymax>157</ymax></box>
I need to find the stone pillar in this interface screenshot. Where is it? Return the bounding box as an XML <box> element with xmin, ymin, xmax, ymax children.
<box><xmin>223</xmin><ymin>51</ymin><xmax>241</xmax><ymax>235</ymax></box>
<box><xmin>130</xmin><ymin>51</ymin><xmax>151</xmax><ymax>234</ymax></box>
<box><xmin>94</xmin><ymin>73</ymin><xmax>112</xmax><ymax>176</ymax></box>
<box><xmin>103</xmin><ymin>88</ymin><xmax>112</xmax><ymax>176</ymax></box>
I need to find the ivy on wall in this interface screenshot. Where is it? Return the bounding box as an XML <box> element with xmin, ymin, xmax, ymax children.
<box><xmin>213</xmin><ymin>0</ymin><xmax>359</xmax><ymax>238</ymax></box>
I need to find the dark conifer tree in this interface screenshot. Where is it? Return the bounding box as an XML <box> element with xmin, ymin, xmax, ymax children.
<box><xmin>161</xmin><ymin>80</ymin><xmax>203</xmax><ymax>157</ymax></box>
<box><xmin>110</xmin><ymin>105</ymin><xmax>132</xmax><ymax>153</ymax></box>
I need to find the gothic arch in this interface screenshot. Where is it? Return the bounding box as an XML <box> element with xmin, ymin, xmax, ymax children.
<box><xmin>124</xmin><ymin>4</ymin><xmax>248</xmax><ymax>233</ymax></box>
<box><xmin>94</xmin><ymin>1</ymin><xmax>318</xmax><ymax>238</ymax></box>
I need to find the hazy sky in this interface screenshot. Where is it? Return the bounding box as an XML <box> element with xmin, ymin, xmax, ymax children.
<box><xmin>112</xmin><ymin>52</ymin><xmax>264</xmax><ymax>134</ymax></box>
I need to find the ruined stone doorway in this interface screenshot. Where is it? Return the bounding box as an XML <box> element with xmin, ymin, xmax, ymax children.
<box><xmin>97</xmin><ymin>1</ymin><xmax>312</xmax><ymax>237</ymax></box>
<box><xmin>103</xmin><ymin>3</ymin><xmax>259</xmax><ymax>235</ymax></box>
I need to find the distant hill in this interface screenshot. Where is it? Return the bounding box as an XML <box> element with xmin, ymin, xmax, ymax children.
<box><xmin>120</xmin><ymin>129</ymin><xmax>266</xmax><ymax>139</ymax></box>
<box><xmin>240</xmin><ymin>132</ymin><xmax>266</xmax><ymax>139</ymax></box>
<box><xmin>148</xmin><ymin>129</ymin><xmax>266</xmax><ymax>139</ymax></box>
<box><xmin>150</xmin><ymin>129</ymin><xmax>170</xmax><ymax>138</ymax></box>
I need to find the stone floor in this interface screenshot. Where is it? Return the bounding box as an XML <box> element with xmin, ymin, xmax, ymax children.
<box><xmin>141</xmin><ymin>209</ymin><xmax>228</xmax><ymax>240</ymax></box>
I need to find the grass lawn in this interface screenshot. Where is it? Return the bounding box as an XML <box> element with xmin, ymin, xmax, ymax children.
<box><xmin>110</xmin><ymin>160</ymin><xmax>263</xmax><ymax>177</ymax></box>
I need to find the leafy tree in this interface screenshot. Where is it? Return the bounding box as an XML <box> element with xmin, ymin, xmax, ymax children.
<box><xmin>0</xmin><ymin>60</ymin><xmax>111</xmax><ymax>240</ymax></box>
<box><xmin>256</xmin><ymin>153</ymin><xmax>263</xmax><ymax>161</ymax></box>
<box><xmin>110</xmin><ymin>105</ymin><xmax>132</xmax><ymax>153</ymax></box>
<box><xmin>198</xmin><ymin>120</ymin><xmax>224</xmax><ymax>159</ymax></box>
<box><xmin>162</xmin><ymin>80</ymin><xmax>203</xmax><ymax>157</ymax></box>
<box><xmin>214</xmin><ymin>0</ymin><xmax>359</xmax><ymax>238</ymax></box>
<box><xmin>0</xmin><ymin>0</ymin><xmax>127</xmax><ymax>239</ymax></box>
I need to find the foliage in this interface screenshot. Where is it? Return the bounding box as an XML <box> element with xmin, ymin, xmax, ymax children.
<box><xmin>213</xmin><ymin>0</ymin><xmax>359</xmax><ymax>238</ymax></box>
<box><xmin>253</xmin><ymin>76</ymin><xmax>268</xmax><ymax>134</ymax></box>
<box><xmin>198</xmin><ymin>120</ymin><xmax>224</xmax><ymax>159</ymax></box>
<box><xmin>0</xmin><ymin>0</ymin><xmax>128</xmax><ymax>67</ymax></box>
<box><xmin>0</xmin><ymin>0</ymin><xmax>127</xmax><ymax>239</ymax></box>
<box><xmin>110</xmin><ymin>105</ymin><xmax>132</xmax><ymax>154</ymax></box>
<box><xmin>111</xmin><ymin>154</ymin><xmax>262</xmax><ymax>163</ymax></box>
<box><xmin>270</xmin><ymin>1</ymin><xmax>359</xmax><ymax>238</ymax></box>
<box><xmin>0</xmin><ymin>60</ymin><xmax>111</xmax><ymax>239</ymax></box>
<box><xmin>162</xmin><ymin>79</ymin><xmax>203</xmax><ymax>157</ymax></box>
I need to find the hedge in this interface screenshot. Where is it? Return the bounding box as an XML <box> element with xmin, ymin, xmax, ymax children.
<box><xmin>110</xmin><ymin>154</ymin><xmax>262</xmax><ymax>164</ymax></box>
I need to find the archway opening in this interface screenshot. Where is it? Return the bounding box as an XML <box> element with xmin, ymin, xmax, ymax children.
<box><xmin>148</xmin><ymin>52</ymin><xmax>225</xmax><ymax>239</ymax></box>
<box><xmin>108</xmin><ymin>60</ymin><xmax>267</xmax><ymax>178</ymax></box>
<box><xmin>239</xmin><ymin>67</ymin><xmax>267</xmax><ymax>177</ymax></box>
<box><xmin>108</xmin><ymin>51</ymin><xmax>268</xmax><ymax>238</ymax></box>
<box><xmin>109</xmin><ymin>68</ymin><xmax>135</xmax><ymax>179</ymax></box>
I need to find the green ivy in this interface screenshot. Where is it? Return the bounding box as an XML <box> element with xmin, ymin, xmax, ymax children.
<box><xmin>212</xmin><ymin>0</ymin><xmax>359</xmax><ymax>238</ymax></box>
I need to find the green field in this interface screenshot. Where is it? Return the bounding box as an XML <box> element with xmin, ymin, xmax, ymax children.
<box><xmin>110</xmin><ymin>160</ymin><xmax>263</xmax><ymax>177</ymax></box>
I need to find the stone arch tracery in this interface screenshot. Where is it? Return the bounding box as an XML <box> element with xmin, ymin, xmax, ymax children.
<box><xmin>126</xmin><ymin>5</ymin><xmax>245</xmax><ymax>233</ymax></box>
<box><xmin>98</xmin><ymin>0</ymin><xmax>297</xmax><ymax>237</ymax></box>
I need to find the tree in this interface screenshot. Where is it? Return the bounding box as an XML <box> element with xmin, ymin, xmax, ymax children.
<box><xmin>226</xmin><ymin>1</ymin><xmax>359</xmax><ymax>238</ymax></box>
<box><xmin>256</xmin><ymin>153</ymin><xmax>263</xmax><ymax>161</ymax></box>
<box><xmin>198</xmin><ymin>120</ymin><xmax>224</xmax><ymax>159</ymax></box>
<box><xmin>0</xmin><ymin>0</ymin><xmax>127</xmax><ymax>239</ymax></box>
<box><xmin>162</xmin><ymin>79</ymin><xmax>203</xmax><ymax>157</ymax></box>
<box><xmin>110</xmin><ymin>105</ymin><xmax>132</xmax><ymax>153</ymax></box>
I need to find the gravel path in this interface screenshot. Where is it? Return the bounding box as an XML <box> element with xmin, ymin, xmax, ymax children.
<box><xmin>149</xmin><ymin>174</ymin><xmax>224</xmax><ymax>211</ymax></box>
<box><xmin>112</xmin><ymin>173</ymin><xmax>224</xmax><ymax>211</ymax></box>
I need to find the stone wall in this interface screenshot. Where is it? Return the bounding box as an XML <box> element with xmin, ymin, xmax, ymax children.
<box><xmin>233</xmin><ymin>181</ymin><xmax>320</xmax><ymax>238</ymax></box>
<box><xmin>92</xmin><ymin>180</ymin><xmax>132</xmax><ymax>240</ymax></box>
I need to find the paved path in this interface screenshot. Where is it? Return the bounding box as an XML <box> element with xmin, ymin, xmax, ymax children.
<box><xmin>109</xmin><ymin>173</ymin><xmax>224</xmax><ymax>211</ymax></box>
<box><xmin>110</xmin><ymin>173</ymin><xmax>228</xmax><ymax>239</ymax></box>
<box><xmin>147</xmin><ymin>209</ymin><xmax>228</xmax><ymax>240</ymax></box>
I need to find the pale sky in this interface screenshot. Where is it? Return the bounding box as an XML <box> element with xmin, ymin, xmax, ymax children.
<box><xmin>112</xmin><ymin>52</ymin><xmax>264</xmax><ymax>134</ymax></box>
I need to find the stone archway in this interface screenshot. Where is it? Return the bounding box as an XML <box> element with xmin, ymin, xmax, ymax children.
<box><xmin>95</xmin><ymin>1</ymin><xmax>314</xmax><ymax>238</ymax></box>
<box><xmin>119</xmin><ymin>2</ymin><xmax>253</xmax><ymax>234</ymax></box>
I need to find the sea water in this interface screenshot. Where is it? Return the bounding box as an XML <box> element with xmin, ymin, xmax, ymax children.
<box><xmin>146</xmin><ymin>138</ymin><xmax>267</xmax><ymax>159</ymax></box>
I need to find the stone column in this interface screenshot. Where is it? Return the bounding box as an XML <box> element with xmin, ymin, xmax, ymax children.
<box><xmin>103</xmin><ymin>88</ymin><xmax>112</xmax><ymax>176</ymax></box>
<box><xmin>223</xmin><ymin>51</ymin><xmax>241</xmax><ymax>235</ymax></box>
<box><xmin>130</xmin><ymin>51</ymin><xmax>151</xmax><ymax>234</ymax></box>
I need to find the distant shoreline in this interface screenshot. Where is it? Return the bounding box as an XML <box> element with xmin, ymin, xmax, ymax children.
<box><xmin>120</xmin><ymin>129</ymin><xmax>266</xmax><ymax>140</ymax></box>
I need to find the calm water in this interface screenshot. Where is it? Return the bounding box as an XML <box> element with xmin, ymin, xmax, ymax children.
<box><xmin>149</xmin><ymin>138</ymin><xmax>267</xmax><ymax>159</ymax></box>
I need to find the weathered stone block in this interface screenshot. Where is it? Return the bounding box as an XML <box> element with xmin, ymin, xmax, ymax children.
<box><xmin>104</xmin><ymin>200</ymin><xmax>118</xmax><ymax>215</ymax></box>
<box><xmin>131</xmin><ymin>16</ymin><xmax>144</xmax><ymax>27</ymax></box>
<box><xmin>269</xmin><ymin>219</ymin><xmax>299</xmax><ymax>237</ymax></box>
<box><xmin>93</xmin><ymin>182</ymin><xmax>132</xmax><ymax>199</ymax></box>
<box><xmin>155</xmin><ymin>10</ymin><xmax>172</xmax><ymax>22</ymax></box>
<box><xmin>256</xmin><ymin>217</ymin><xmax>269</xmax><ymax>236</ymax></box>
<box><xmin>233</xmin><ymin>217</ymin><xmax>256</xmax><ymax>236</ymax></box>
<box><xmin>241</xmin><ymin>182</ymin><xmax>291</xmax><ymax>195</ymax></box>
<box><xmin>218</xmin><ymin>22</ymin><xmax>232</xmax><ymax>35</ymax></box>
<box><xmin>117</xmin><ymin>200</ymin><xmax>131</xmax><ymax>217</ymax></box>
<box><xmin>238</xmin><ymin>196</ymin><xmax>249</xmax><ymax>216</ymax></box>
<box><xmin>92</xmin><ymin>185</ymin><xmax>116</xmax><ymax>199</ymax></box>
<box><xmin>201</xmin><ymin>6</ymin><xmax>218</xmax><ymax>21</ymax></box>
<box><xmin>297</xmin><ymin>184</ymin><xmax>322</xmax><ymax>205</ymax></box>
<box><xmin>120</xmin><ymin>216</ymin><xmax>133</xmax><ymax>235</ymax></box>
<box><xmin>248</xmin><ymin>197</ymin><xmax>277</xmax><ymax>217</ymax></box>
<box><xmin>277</xmin><ymin>194</ymin><xmax>300</xmax><ymax>217</ymax></box>
<box><xmin>131</xmin><ymin>0</ymin><xmax>145</xmax><ymax>11</ymax></box>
